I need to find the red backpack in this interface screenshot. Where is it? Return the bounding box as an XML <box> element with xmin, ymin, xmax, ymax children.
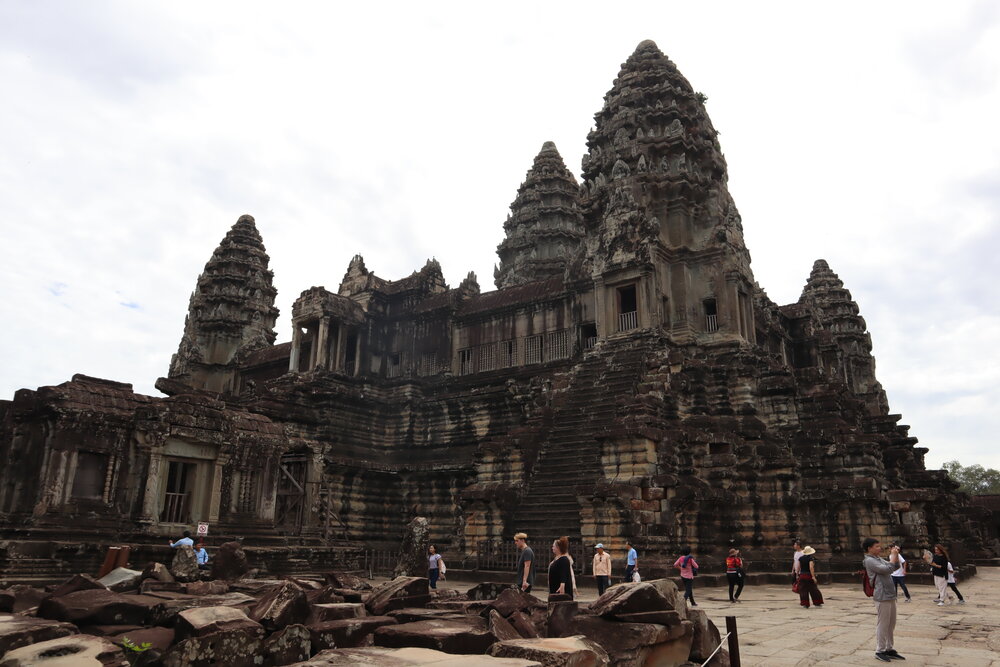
<box><xmin>860</xmin><ymin>569</ymin><xmax>875</xmax><ymax>597</ymax></box>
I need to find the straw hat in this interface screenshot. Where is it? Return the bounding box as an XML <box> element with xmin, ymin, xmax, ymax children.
<box><xmin>802</xmin><ymin>546</ymin><xmax>816</xmax><ymax>555</ymax></box>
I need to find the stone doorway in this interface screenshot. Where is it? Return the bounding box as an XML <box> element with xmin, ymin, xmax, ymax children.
<box><xmin>160</xmin><ymin>460</ymin><xmax>197</xmax><ymax>524</ymax></box>
<box><xmin>275</xmin><ymin>453</ymin><xmax>308</xmax><ymax>533</ymax></box>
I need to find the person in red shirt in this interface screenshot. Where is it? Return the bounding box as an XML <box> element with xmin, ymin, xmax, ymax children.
<box><xmin>726</xmin><ymin>548</ymin><xmax>744</xmax><ymax>602</ymax></box>
<box><xmin>673</xmin><ymin>546</ymin><xmax>699</xmax><ymax>607</ymax></box>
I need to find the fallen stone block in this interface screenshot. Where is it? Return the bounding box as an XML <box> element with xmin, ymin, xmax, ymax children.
<box><xmin>175</xmin><ymin>605</ymin><xmax>263</xmax><ymax>640</ymax></box>
<box><xmin>374</xmin><ymin>617</ymin><xmax>499</xmax><ymax>654</ymax></box>
<box><xmin>306</xmin><ymin>586</ymin><xmax>348</xmax><ymax>605</ymax></box>
<box><xmin>324</xmin><ymin>571</ymin><xmax>370</xmax><ymax>591</ymax></box>
<box><xmin>0</xmin><ymin>591</ymin><xmax>13</xmax><ymax>613</ymax></box>
<box><xmin>427</xmin><ymin>600</ymin><xmax>491</xmax><ymax>614</ymax></box>
<box><xmin>588</xmin><ymin>582</ymin><xmax>670</xmax><ymax>620</ymax></box>
<box><xmin>184</xmin><ymin>580</ymin><xmax>229</xmax><ymax>596</ymax></box>
<box><xmin>572</xmin><ymin>616</ymin><xmax>672</xmax><ymax>665</ymax></box>
<box><xmin>210</xmin><ymin>541</ymin><xmax>251</xmax><ymax>581</ymax></box>
<box><xmin>264</xmin><ymin>623</ymin><xmax>311</xmax><ymax>665</ymax></box>
<box><xmin>0</xmin><ymin>634</ymin><xmax>128</xmax><ymax>666</ymax></box>
<box><xmin>644</xmin><ymin>579</ymin><xmax>685</xmax><ymax>616</ymax></box>
<box><xmin>507</xmin><ymin>610</ymin><xmax>540</xmax><ymax>639</ymax></box>
<box><xmin>546</xmin><ymin>601</ymin><xmax>579</xmax><ymax>638</ymax></box>
<box><xmin>612</xmin><ymin>609</ymin><xmax>683</xmax><ymax>626</ymax></box>
<box><xmin>107</xmin><ymin>625</ymin><xmax>175</xmax><ymax>652</ymax></box>
<box><xmin>46</xmin><ymin>573</ymin><xmax>107</xmax><ymax>600</ymax></box>
<box><xmin>37</xmin><ymin>589</ymin><xmax>156</xmax><ymax>626</ymax></box>
<box><xmin>365</xmin><ymin>576</ymin><xmax>430</xmax><ymax>616</ymax></box>
<box><xmin>3</xmin><ymin>586</ymin><xmax>46</xmax><ymax>613</ymax></box>
<box><xmin>146</xmin><ymin>592</ymin><xmax>256</xmax><ymax>626</ymax></box>
<box><xmin>489</xmin><ymin>635</ymin><xmax>610</xmax><ymax>666</ymax></box>
<box><xmin>248</xmin><ymin>581</ymin><xmax>311</xmax><ymax>631</ymax></box>
<box><xmin>466</xmin><ymin>582</ymin><xmax>516</xmax><ymax>600</ymax></box>
<box><xmin>488</xmin><ymin>609</ymin><xmax>522</xmax><ymax>642</ymax></box>
<box><xmin>483</xmin><ymin>588</ymin><xmax>541</xmax><ymax>618</ymax></box>
<box><xmin>161</xmin><ymin>629</ymin><xmax>264</xmax><ymax>667</ymax></box>
<box><xmin>295</xmin><ymin>645</ymin><xmax>543</xmax><ymax>665</ymax></box>
<box><xmin>141</xmin><ymin>562</ymin><xmax>175</xmax><ymax>583</ymax></box>
<box><xmin>78</xmin><ymin>624</ymin><xmax>144</xmax><ymax>637</ymax></box>
<box><xmin>140</xmin><ymin>579</ymin><xmax>184</xmax><ymax>594</ymax></box>
<box><xmin>686</xmin><ymin>608</ymin><xmax>722</xmax><ymax>663</ymax></box>
<box><xmin>0</xmin><ymin>615</ymin><xmax>79</xmax><ymax>656</ymax></box>
<box><xmin>98</xmin><ymin>568</ymin><xmax>143</xmax><ymax>593</ymax></box>
<box><xmin>170</xmin><ymin>545</ymin><xmax>200</xmax><ymax>582</ymax></box>
<box><xmin>386</xmin><ymin>608</ymin><xmax>468</xmax><ymax>624</ymax></box>
<box><xmin>286</xmin><ymin>576</ymin><xmax>324</xmax><ymax>591</ymax></box>
<box><xmin>309</xmin><ymin>616</ymin><xmax>398</xmax><ymax>651</ymax></box>
<box><xmin>311</xmin><ymin>602</ymin><xmax>367</xmax><ymax>623</ymax></box>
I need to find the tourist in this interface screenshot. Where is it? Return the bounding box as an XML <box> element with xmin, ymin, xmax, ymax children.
<box><xmin>548</xmin><ymin>536</ymin><xmax>574</xmax><ymax>600</ymax></box>
<box><xmin>726</xmin><ymin>548</ymin><xmax>744</xmax><ymax>603</ymax></box>
<box><xmin>169</xmin><ymin>530</ymin><xmax>194</xmax><ymax>548</ymax></box>
<box><xmin>863</xmin><ymin>537</ymin><xmax>905</xmax><ymax>662</ymax></box>
<box><xmin>625</xmin><ymin>539</ymin><xmax>639</xmax><ymax>583</ymax></box>
<box><xmin>946</xmin><ymin>558</ymin><xmax>965</xmax><ymax>604</ymax></box>
<box><xmin>514</xmin><ymin>532</ymin><xmax>535</xmax><ymax>593</ymax></box>
<box><xmin>673</xmin><ymin>546</ymin><xmax>699</xmax><ymax>606</ymax></box>
<box><xmin>195</xmin><ymin>540</ymin><xmax>210</xmax><ymax>570</ymax></box>
<box><xmin>889</xmin><ymin>543</ymin><xmax>911</xmax><ymax>602</ymax></box>
<box><xmin>427</xmin><ymin>544</ymin><xmax>445</xmax><ymax>589</ymax></box>
<box><xmin>791</xmin><ymin>540</ymin><xmax>803</xmax><ymax>581</ymax></box>
<box><xmin>930</xmin><ymin>544</ymin><xmax>952</xmax><ymax>605</ymax></box>
<box><xmin>796</xmin><ymin>545</ymin><xmax>823</xmax><ymax>608</ymax></box>
<box><xmin>593</xmin><ymin>543</ymin><xmax>612</xmax><ymax>596</ymax></box>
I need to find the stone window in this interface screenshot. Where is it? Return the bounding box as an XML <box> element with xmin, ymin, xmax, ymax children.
<box><xmin>581</xmin><ymin>323</ymin><xmax>598</xmax><ymax>349</ymax></box>
<box><xmin>617</xmin><ymin>285</ymin><xmax>638</xmax><ymax>332</ymax></box>
<box><xmin>419</xmin><ymin>352</ymin><xmax>437</xmax><ymax>376</ymax></box>
<box><xmin>498</xmin><ymin>340</ymin><xmax>516</xmax><ymax>368</ymax></box>
<box><xmin>71</xmin><ymin>451</ymin><xmax>108</xmax><ymax>500</ymax></box>
<box><xmin>703</xmin><ymin>299</ymin><xmax>718</xmax><ymax>332</ymax></box>
<box><xmin>546</xmin><ymin>330</ymin><xmax>570</xmax><ymax>360</ymax></box>
<box><xmin>161</xmin><ymin>460</ymin><xmax>197</xmax><ymax>524</ymax></box>
<box><xmin>479</xmin><ymin>344</ymin><xmax>497</xmax><ymax>372</ymax></box>
<box><xmin>387</xmin><ymin>353</ymin><xmax>401</xmax><ymax>378</ymax></box>
<box><xmin>459</xmin><ymin>348</ymin><xmax>475</xmax><ymax>375</ymax></box>
<box><xmin>525</xmin><ymin>335</ymin><xmax>543</xmax><ymax>365</ymax></box>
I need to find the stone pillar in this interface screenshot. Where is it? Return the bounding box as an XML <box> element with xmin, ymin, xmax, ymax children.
<box><xmin>208</xmin><ymin>454</ymin><xmax>229</xmax><ymax>524</ymax></box>
<box><xmin>638</xmin><ymin>272</ymin><xmax>653</xmax><ymax>329</ymax></box>
<box><xmin>333</xmin><ymin>323</ymin><xmax>345</xmax><ymax>372</ymax></box>
<box><xmin>140</xmin><ymin>449</ymin><xmax>164</xmax><ymax>523</ymax></box>
<box><xmin>289</xmin><ymin>326</ymin><xmax>302</xmax><ymax>373</ymax></box>
<box><xmin>593</xmin><ymin>276</ymin><xmax>607</xmax><ymax>339</ymax></box>
<box><xmin>316</xmin><ymin>317</ymin><xmax>330</xmax><ymax>369</ymax></box>
<box><xmin>259</xmin><ymin>458</ymin><xmax>277</xmax><ymax>521</ymax></box>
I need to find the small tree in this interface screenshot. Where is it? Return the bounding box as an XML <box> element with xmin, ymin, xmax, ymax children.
<box><xmin>942</xmin><ymin>460</ymin><xmax>1000</xmax><ymax>495</ymax></box>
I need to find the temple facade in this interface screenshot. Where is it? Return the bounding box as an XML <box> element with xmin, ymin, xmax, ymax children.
<box><xmin>0</xmin><ymin>41</ymin><xmax>992</xmax><ymax>575</ymax></box>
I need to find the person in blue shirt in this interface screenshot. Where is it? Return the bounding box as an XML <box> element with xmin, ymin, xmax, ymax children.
<box><xmin>195</xmin><ymin>540</ymin><xmax>210</xmax><ymax>570</ymax></box>
<box><xmin>625</xmin><ymin>540</ymin><xmax>638</xmax><ymax>583</ymax></box>
<box><xmin>169</xmin><ymin>530</ymin><xmax>194</xmax><ymax>548</ymax></box>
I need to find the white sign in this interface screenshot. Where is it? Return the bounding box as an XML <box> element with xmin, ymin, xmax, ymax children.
<box><xmin>197</xmin><ymin>523</ymin><xmax>209</xmax><ymax>536</ymax></box>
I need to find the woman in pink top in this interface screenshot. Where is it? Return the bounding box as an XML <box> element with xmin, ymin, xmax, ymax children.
<box><xmin>673</xmin><ymin>546</ymin><xmax>699</xmax><ymax>607</ymax></box>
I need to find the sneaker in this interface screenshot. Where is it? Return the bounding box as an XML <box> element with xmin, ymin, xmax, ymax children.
<box><xmin>690</xmin><ymin>602</ymin><xmax>698</xmax><ymax>606</ymax></box>
<box><xmin>958</xmin><ymin>600</ymin><xmax>966</xmax><ymax>605</ymax></box>
<box><xmin>815</xmin><ymin>604</ymin><xmax>823</xmax><ymax>608</ymax></box>
<box><xmin>875</xmin><ymin>653</ymin><xmax>892</xmax><ymax>662</ymax></box>
<box><xmin>903</xmin><ymin>598</ymin><xmax>911</xmax><ymax>602</ymax></box>
<box><xmin>884</xmin><ymin>649</ymin><xmax>906</xmax><ymax>660</ymax></box>
<box><xmin>937</xmin><ymin>602</ymin><xmax>945</xmax><ymax>606</ymax></box>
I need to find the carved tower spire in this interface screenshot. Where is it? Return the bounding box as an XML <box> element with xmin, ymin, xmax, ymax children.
<box><xmin>798</xmin><ymin>259</ymin><xmax>889</xmax><ymax>414</ymax></box>
<box><xmin>495</xmin><ymin>141</ymin><xmax>584</xmax><ymax>289</ymax></box>
<box><xmin>168</xmin><ymin>214</ymin><xmax>279</xmax><ymax>393</ymax></box>
<box><xmin>582</xmin><ymin>40</ymin><xmax>755</xmax><ymax>340</ymax></box>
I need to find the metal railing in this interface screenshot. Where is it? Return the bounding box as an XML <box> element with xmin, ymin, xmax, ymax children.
<box><xmin>585</xmin><ymin>336</ymin><xmax>598</xmax><ymax>349</ymax></box>
<box><xmin>705</xmin><ymin>314</ymin><xmax>719</xmax><ymax>332</ymax></box>
<box><xmin>618</xmin><ymin>311</ymin><xmax>638</xmax><ymax>332</ymax></box>
<box><xmin>161</xmin><ymin>492</ymin><xmax>189</xmax><ymax>524</ymax></box>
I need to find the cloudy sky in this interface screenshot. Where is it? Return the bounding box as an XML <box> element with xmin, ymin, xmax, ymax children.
<box><xmin>1</xmin><ymin>1</ymin><xmax>997</xmax><ymax>470</ymax></box>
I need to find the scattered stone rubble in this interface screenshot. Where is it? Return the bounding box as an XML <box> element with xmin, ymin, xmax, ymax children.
<box><xmin>1</xmin><ymin>569</ymin><xmax>726</xmax><ymax>665</ymax></box>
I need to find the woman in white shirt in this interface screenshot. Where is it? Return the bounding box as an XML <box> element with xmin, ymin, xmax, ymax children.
<box><xmin>889</xmin><ymin>543</ymin><xmax>911</xmax><ymax>602</ymax></box>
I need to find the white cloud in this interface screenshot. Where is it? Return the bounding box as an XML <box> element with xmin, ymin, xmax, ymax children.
<box><xmin>1</xmin><ymin>0</ymin><xmax>998</xmax><ymax>470</ymax></box>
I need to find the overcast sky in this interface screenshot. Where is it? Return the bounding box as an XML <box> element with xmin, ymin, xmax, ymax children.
<box><xmin>1</xmin><ymin>1</ymin><xmax>997</xmax><ymax>470</ymax></box>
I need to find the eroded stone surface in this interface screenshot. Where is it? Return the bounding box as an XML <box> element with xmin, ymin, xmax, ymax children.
<box><xmin>249</xmin><ymin>581</ymin><xmax>310</xmax><ymax>631</ymax></box>
<box><xmin>98</xmin><ymin>568</ymin><xmax>142</xmax><ymax>593</ymax></box>
<box><xmin>489</xmin><ymin>636</ymin><xmax>610</xmax><ymax>666</ymax></box>
<box><xmin>210</xmin><ymin>542</ymin><xmax>251</xmax><ymax>582</ymax></box>
<box><xmin>0</xmin><ymin>634</ymin><xmax>128</xmax><ymax>666</ymax></box>
<box><xmin>295</xmin><ymin>646</ymin><xmax>544</xmax><ymax>665</ymax></box>
<box><xmin>308</xmin><ymin>616</ymin><xmax>398</xmax><ymax>651</ymax></box>
<box><xmin>175</xmin><ymin>605</ymin><xmax>263</xmax><ymax>640</ymax></box>
<box><xmin>37</xmin><ymin>590</ymin><xmax>155</xmax><ymax>626</ymax></box>
<box><xmin>366</xmin><ymin>577</ymin><xmax>430</xmax><ymax>616</ymax></box>
<box><xmin>374</xmin><ymin>617</ymin><xmax>498</xmax><ymax>654</ymax></box>
<box><xmin>0</xmin><ymin>615</ymin><xmax>79</xmax><ymax>656</ymax></box>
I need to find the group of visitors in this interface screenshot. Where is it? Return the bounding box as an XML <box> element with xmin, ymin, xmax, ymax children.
<box><xmin>511</xmin><ymin>534</ymin><xmax>640</xmax><ymax>600</ymax></box>
<box><xmin>168</xmin><ymin>530</ymin><xmax>210</xmax><ymax>569</ymax></box>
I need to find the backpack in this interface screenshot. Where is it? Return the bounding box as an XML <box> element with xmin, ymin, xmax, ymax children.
<box><xmin>861</xmin><ymin>569</ymin><xmax>875</xmax><ymax>597</ymax></box>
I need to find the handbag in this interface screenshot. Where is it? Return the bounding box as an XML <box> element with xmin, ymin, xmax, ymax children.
<box><xmin>792</xmin><ymin>578</ymin><xmax>800</xmax><ymax>593</ymax></box>
<box><xmin>632</xmin><ymin>570</ymin><xmax>641</xmax><ymax>583</ymax></box>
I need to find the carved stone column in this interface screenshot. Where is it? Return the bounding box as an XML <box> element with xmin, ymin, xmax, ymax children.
<box><xmin>289</xmin><ymin>326</ymin><xmax>302</xmax><ymax>373</ymax></box>
<box><xmin>208</xmin><ymin>454</ymin><xmax>230</xmax><ymax>524</ymax></box>
<box><xmin>139</xmin><ymin>448</ymin><xmax>164</xmax><ymax>524</ymax></box>
<box><xmin>593</xmin><ymin>276</ymin><xmax>607</xmax><ymax>339</ymax></box>
<box><xmin>316</xmin><ymin>317</ymin><xmax>330</xmax><ymax>369</ymax></box>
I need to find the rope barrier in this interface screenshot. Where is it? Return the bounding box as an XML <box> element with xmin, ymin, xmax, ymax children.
<box><xmin>701</xmin><ymin>631</ymin><xmax>731</xmax><ymax>666</ymax></box>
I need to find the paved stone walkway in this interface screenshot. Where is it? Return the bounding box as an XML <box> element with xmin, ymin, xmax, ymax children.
<box><xmin>432</xmin><ymin>567</ymin><xmax>1000</xmax><ymax>665</ymax></box>
<box><xmin>683</xmin><ymin>567</ymin><xmax>1000</xmax><ymax>666</ymax></box>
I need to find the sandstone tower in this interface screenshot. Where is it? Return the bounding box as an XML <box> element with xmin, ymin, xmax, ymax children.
<box><xmin>168</xmin><ymin>214</ymin><xmax>280</xmax><ymax>393</ymax></box>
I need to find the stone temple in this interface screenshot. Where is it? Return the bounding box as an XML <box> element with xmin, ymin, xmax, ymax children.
<box><xmin>0</xmin><ymin>40</ymin><xmax>993</xmax><ymax>580</ymax></box>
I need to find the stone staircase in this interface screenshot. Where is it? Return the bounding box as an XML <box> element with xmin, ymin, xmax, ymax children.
<box><xmin>511</xmin><ymin>338</ymin><xmax>651</xmax><ymax>554</ymax></box>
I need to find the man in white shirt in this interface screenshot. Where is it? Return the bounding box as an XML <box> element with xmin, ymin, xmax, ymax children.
<box><xmin>792</xmin><ymin>540</ymin><xmax>803</xmax><ymax>579</ymax></box>
<box><xmin>889</xmin><ymin>543</ymin><xmax>911</xmax><ymax>602</ymax></box>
